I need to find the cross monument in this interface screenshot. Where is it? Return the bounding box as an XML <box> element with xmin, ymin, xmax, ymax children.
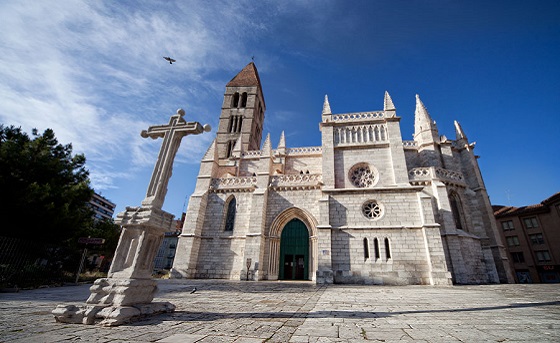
<box><xmin>53</xmin><ymin>109</ymin><xmax>211</xmax><ymax>326</ymax></box>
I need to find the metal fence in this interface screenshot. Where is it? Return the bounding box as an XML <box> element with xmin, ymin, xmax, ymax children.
<box><xmin>0</xmin><ymin>236</ymin><xmax>79</xmax><ymax>289</ymax></box>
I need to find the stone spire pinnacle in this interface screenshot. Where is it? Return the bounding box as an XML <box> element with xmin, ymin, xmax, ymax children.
<box><xmin>278</xmin><ymin>131</ymin><xmax>286</xmax><ymax>149</ymax></box>
<box><xmin>414</xmin><ymin>94</ymin><xmax>439</xmax><ymax>143</ymax></box>
<box><xmin>454</xmin><ymin>120</ymin><xmax>468</xmax><ymax>141</ymax></box>
<box><xmin>202</xmin><ymin>138</ymin><xmax>218</xmax><ymax>161</ymax></box>
<box><xmin>384</xmin><ymin>91</ymin><xmax>396</xmax><ymax>111</ymax></box>
<box><xmin>322</xmin><ymin>95</ymin><xmax>332</xmax><ymax>115</ymax></box>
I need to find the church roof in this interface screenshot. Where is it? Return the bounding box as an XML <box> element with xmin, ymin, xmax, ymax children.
<box><xmin>226</xmin><ymin>62</ymin><xmax>265</xmax><ymax>108</ymax></box>
<box><xmin>226</xmin><ymin>62</ymin><xmax>261</xmax><ymax>87</ymax></box>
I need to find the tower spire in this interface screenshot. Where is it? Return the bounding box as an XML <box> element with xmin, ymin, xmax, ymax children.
<box><xmin>322</xmin><ymin>95</ymin><xmax>332</xmax><ymax>115</ymax></box>
<box><xmin>384</xmin><ymin>91</ymin><xmax>396</xmax><ymax>111</ymax></box>
<box><xmin>414</xmin><ymin>94</ymin><xmax>439</xmax><ymax>143</ymax></box>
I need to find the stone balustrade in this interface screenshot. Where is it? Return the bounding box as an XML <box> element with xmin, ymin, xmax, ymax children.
<box><xmin>331</xmin><ymin>111</ymin><xmax>385</xmax><ymax>122</ymax></box>
<box><xmin>210</xmin><ymin>176</ymin><xmax>257</xmax><ymax>192</ymax></box>
<box><xmin>408</xmin><ymin>167</ymin><xmax>465</xmax><ymax>186</ymax></box>
<box><xmin>269</xmin><ymin>174</ymin><xmax>323</xmax><ymax>190</ymax></box>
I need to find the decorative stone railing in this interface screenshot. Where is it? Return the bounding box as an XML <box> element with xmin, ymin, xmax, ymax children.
<box><xmin>402</xmin><ymin>140</ymin><xmax>418</xmax><ymax>148</ymax></box>
<box><xmin>210</xmin><ymin>176</ymin><xmax>257</xmax><ymax>192</ymax></box>
<box><xmin>269</xmin><ymin>174</ymin><xmax>323</xmax><ymax>190</ymax></box>
<box><xmin>331</xmin><ymin>111</ymin><xmax>384</xmax><ymax>123</ymax></box>
<box><xmin>241</xmin><ymin>150</ymin><xmax>262</xmax><ymax>158</ymax></box>
<box><xmin>285</xmin><ymin>146</ymin><xmax>322</xmax><ymax>155</ymax></box>
<box><xmin>408</xmin><ymin>167</ymin><xmax>465</xmax><ymax>186</ymax></box>
<box><xmin>334</xmin><ymin>124</ymin><xmax>388</xmax><ymax>146</ymax></box>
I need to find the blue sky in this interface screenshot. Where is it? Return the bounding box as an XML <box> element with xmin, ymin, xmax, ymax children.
<box><xmin>1</xmin><ymin>1</ymin><xmax>559</xmax><ymax>219</ymax></box>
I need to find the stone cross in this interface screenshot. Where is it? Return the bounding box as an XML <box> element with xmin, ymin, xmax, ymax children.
<box><xmin>141</xmin><ymin>108</ymin><xmax>211</xmax><ymax>210</ymax></box>
<box><xmin>52</xmin><ymin>108</ymin><xmax>211</xmax><ymax>326</ymax></box>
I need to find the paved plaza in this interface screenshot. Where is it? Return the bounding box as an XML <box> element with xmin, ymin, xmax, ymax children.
<box><xmin>0</xmin><ymin>280</ymin><xmax>559</xmax><ymax>342</ymax></box>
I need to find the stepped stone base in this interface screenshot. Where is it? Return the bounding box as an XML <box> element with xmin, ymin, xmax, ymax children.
<box><xmin>52</xmin><ymin>278</ymin><xmax>175</xmax><ymax>326</ymax></box>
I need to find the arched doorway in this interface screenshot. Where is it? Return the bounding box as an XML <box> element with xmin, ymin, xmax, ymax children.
<box><xmin>279</xmin><ymin>219</ymin><xmax>309</xmax><ymax>280</ymax></box>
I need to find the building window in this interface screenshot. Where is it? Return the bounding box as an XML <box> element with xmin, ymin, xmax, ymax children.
<box><xmin>529</xmin><ymin>233</ymin><xmax>544</xmax><ymax>245</ymax></box>
<box><xmin>349</xmin><ymin>163</ymin><xmax>377</xmax><ymax>188</ymax></box>
<box><xmin>506</xmin><ymin>236</ymin><xmax>520</xmax><ymax>247</ymax></box>
<box><xmin>501</xmin><ymin>220</ymin><xmax>514</xmax><ymax>231</ymax></box>
<box><xmin>362</xmin><ymin>200</ymin><xmax>384</xmax><ymax>220</ymax></box>
<box><xmin>449</xmin><ymin>193</ymin><xmax>465</xmax><ymax>231</ymax></box>
<box><xmin>384</xmin><ymin>238</ymin><xmax>391</xmax><ymax>259</ymax></box>
<box><xmin>232</xmin><ymin>92</ymin><xmax>240</xmax><ymax>108</ymax></box>
<box><xmin>511</xmin><ymin>252</ymin><xmax>525</xmax><ymax>264</ymax></box>
<box><xmin>241</xmin><ymin>92</ymin><xmax>248</xmax><ymax>108</ymax></box>
<box><xmin>523</xmin><ymin>217</ymin><xmax>539</xmax><ymax>229</ymax></box>
<box><xmin>363</xmin><ymin>238</ymin><xmax>369</xmax><ymax>259</ymax></box>
<box><xmin>224</xmin><ymin>197</ymin><xmax>236</xmax><ymax>231</ymax></box>
<box><xmin>535</xmin><ymin>250</ymin><xmax>551</xmax><ymax>262</ymax></box>
<box><xmin>373</xmin><ymin>238</ymin><xmax>380</xmax><ymax>259</ymax></box>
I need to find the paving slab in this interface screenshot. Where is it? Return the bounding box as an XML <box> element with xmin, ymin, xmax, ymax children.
<box><xmin>0</xmin><ymin>280</ymin><xmax>558</xmax><ymax>342</ymax></box>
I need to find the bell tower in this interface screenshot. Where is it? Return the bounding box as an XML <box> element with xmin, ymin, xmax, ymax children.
<box><xmin>216</xmin><ymin>62</ymin><xmax>266</xmax><ymax>159</ymax></box>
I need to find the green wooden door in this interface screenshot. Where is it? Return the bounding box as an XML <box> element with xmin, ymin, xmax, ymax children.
<box><xmin>279</xmin><ymin>219</ymin><xmax>309</xmax><ymax>280</ymax></box>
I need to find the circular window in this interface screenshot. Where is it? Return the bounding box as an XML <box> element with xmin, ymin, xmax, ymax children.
<box><xmin>349</xmin><ymin>163</ymin><xmax>377</xmax><ymax>188</ymax></box>
<box><xmin>362</xmin><ymin>200</ymin><xmax>383</xmax><ymax>220</ymax></box>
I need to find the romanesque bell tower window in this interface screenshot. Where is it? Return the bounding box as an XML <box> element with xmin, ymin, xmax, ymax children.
<box><xmin>224</xmin><ymin>197</ymin><xmax>236</xmax><ymax>231</ymax></box>
<box><xmin>373</xmin><ymin>238</ymin><xmax>380</xmax><ymax>259</ymax></box>
<box><xmin>241</xmin><ymin>92</ymin><xmax>247</xmax><ymax>108</ymax></box>
<box><xmin>232</xmin><ymin>92</ymin><xmax>240</xmax><ymax>108</ymax></box>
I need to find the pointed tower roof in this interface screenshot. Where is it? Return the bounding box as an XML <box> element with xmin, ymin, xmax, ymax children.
<box><xmin>322</xmin><ymin>95</ymin><xmax>332</xmax><ymax>115</ymax></box>
<box><xmin>202</xmin><ymin>139</ymin><xmax>218</xmax><ymax>161</ymax></box>
<box><xmin>261</xmin><ymin>133</ymin><xmax>272</xmax><ymax>157</ymax></box>
<box><xmin>227</xmin><ymin>62</ymin><xmax>261</xmax><ymax>87</ymax></box>
<box><xmin>383</xmin><ymin>91</ymin><xmax>396</xmax><ymax>111</ymax></box>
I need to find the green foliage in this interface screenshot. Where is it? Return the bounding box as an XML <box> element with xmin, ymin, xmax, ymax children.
<box><xmin>0</xmin><ymin>125</ymin><xmax>94</xmax><ymax>244</ymax></box>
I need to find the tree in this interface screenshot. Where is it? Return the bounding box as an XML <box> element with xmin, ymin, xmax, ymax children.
<box><xmin>0</xmin><ymin>125</ymin><xmax>94</xmax><ymax>244</ymax></box>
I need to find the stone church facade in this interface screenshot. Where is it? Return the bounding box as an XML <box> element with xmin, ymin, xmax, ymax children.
<box><xmin>171</xmin><ymin>62</ymin><xmax>514</xmax><ymax>285</ymax></box>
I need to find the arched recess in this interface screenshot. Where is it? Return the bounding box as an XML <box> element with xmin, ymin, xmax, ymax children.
<box><xmin>448</xmin><ymin>191</ymin><xmax>468</xmax><ymax>233</ymax></box>
<box><xmin>267</xmin><ymin>207</ymin><xmax>318</xmax><ymax>281</ymax></box>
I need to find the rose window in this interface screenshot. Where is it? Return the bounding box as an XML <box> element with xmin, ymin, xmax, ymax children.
<box><xmin>362</xmin><ymin>200</ymin><xmax>383</xmax><ymax>220</ymax></box>
<box><xmin>349</xmin><ymin>163</ymin><xmax>376</xmax><ymax>188</ymax></box>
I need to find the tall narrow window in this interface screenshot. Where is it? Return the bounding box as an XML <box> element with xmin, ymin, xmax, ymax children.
<box><xmin>363</xmin><ymin>238</ymin><xmax>369</xmax><ymax>259</ymax></box>
<box><xmin>373</xmin><ymin>238</ymin><xmax>380</xmax><ymax>259</ymax></box>
<box><xmin>226</xmin><ymin>140</ymin><xmax>235</xmax><ymax>158</ymax></box>
<box><xmin>384</xmin><ymin>238</ymin><xmax>391</xmax><ymax>259</ymax></box>
<box><xmin>224</xmin><ymin>197</ymin><xmax>236</xmax><ymax>231</ymax></box>
<box><xmin>449</xmin><ymin>193</ymin><xmax>464</xmax><ymax>230</ymax></box>
<box><xmin>232</xmin><ymin>92</ymin><xmax>240</xmax><ymax>108</ymax></box>
<box><xmin>241</xmin><ymin>92</ymin><xmax>248</xmax><ymax>107</ymax></box>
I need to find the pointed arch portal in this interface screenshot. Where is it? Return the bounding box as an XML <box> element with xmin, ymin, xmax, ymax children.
<box><xmin>279</xmin><ymin>219</ymin><xmax>309</xmax><ymax>280</ymax></box>
<box><xmin>267</xmin><ymin>207</ymin><xmax>318</xmax><ymax>281</ymax></box>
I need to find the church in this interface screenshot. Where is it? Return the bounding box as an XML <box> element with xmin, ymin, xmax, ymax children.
<box><xmin>171</xmin><ymin>62</ymin><xmax>513</xmax><ymax>285</ymax></box>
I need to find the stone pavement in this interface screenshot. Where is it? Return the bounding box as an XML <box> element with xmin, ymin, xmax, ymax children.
<box><xmin>0</xmin><ymin>280</ymin><xmax>559</xmax><ymax>342</ymax></box>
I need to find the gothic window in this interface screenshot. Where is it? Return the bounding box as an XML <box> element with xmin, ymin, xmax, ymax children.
<box><xmin>384</xmin><ymin>238</ymin><xmax>391</xmax><ymax>259</ymax></box>
<box><xmin>373</xmin><ymin>238</ymin><xmax>380</xmax><ymax>259</ymax></box>
<box><xmin>232</xmin><ymin>92</ymin><xmax>240</xmax><ymax>108</ymax></box>
<box><xmin>363</xmin><ymin>238</ymin><xmax>369</xmax><ymax>259</ymax></box>
<box><xmin>241</xmin><ymin>92</ymin><xmax>248</xmax><ymax>108</ymax></box>
<box><xmin>449</xmin><ymin>193</ymin><xmax>465</xmax><ymax>231</ymax></box>
<box><xmin>224</xmin><ymin>197</ymin><xmax>236</xmax><ymax>231</ymax></box>
<box><xmin>362</xmin><ymin>200</ymin><xmax>383</xmax><ymax>220</ymax></box>
<box><xmin>349</xmin><ymin>163</ymin><xmax>377</xmax><ymax>188</ymax></box>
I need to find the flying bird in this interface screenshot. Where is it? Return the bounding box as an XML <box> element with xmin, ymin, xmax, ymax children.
<box><xmin>163</xmin><ymin>56</ymin><xmax>176</xmax><ymax>64</ymax></box>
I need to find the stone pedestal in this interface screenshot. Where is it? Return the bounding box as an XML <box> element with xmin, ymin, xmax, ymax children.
<box><xmin>52</xmin><ymin>206</ymin><xmax>177</xmax><ymax>326</ymax></box>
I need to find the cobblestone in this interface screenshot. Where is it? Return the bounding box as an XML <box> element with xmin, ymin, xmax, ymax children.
<box><xmin>0</xmin><ymin>280</ymin><xmax>558</xmax><ymax>342</ymax></box>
